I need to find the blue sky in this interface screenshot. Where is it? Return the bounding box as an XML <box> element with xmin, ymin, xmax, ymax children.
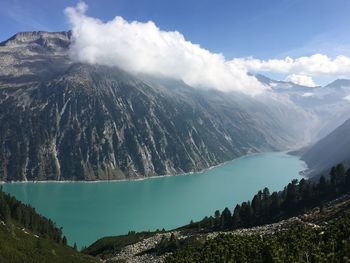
<box><xmin>1</xmin><ymin>0</ymin><xmax>350</xmax><ymax>60</ymax></box>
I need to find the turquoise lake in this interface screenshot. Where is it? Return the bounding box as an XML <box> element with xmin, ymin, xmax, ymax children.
<box><xmin>2</xmin><ymin>152</ymin><xmax>305</xmax><ymax>248</ymax></box>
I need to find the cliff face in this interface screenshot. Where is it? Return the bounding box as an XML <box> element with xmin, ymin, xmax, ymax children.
<box><xmin>0</xmin><ymin>32</ymin><xmax>292</xmax><ymax>181</ymax></box>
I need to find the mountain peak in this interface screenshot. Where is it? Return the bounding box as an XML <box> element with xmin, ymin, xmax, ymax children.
<box><xmin>0</xmin><ymin>31</ymin><xmax>71</xmax><ymax>48</ymax></box>
<box><xmin>0</xmin><ymin>31</ymin><xmax>72</xmax><ymax>81</ymax></box>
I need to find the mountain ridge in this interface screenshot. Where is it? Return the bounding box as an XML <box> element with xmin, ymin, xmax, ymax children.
<box><xmin>0</xmin><ymin>31</ymin><xmax>289</xmax><ymax>181</ymax></box>
<box><xmin>0</xmin><ymin>31</ymin><xmax>349</xmax><ymax>181</ymax></box>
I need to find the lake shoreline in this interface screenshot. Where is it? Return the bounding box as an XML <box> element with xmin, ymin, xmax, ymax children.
<box><xmin>2</xmin><ymin>151</ymin><xmax>306</xmax><ymax>248</ymax></box>
<box><xmin>0</xmin><ymin>151</ymin><xmax>305</xmax><ymax>184</ymax></box>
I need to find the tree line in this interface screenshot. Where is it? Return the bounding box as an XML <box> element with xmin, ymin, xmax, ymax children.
<box><xmin>0</xmin><ymin>186</ymin><xmax>66</xmax><ymax>244</ymax></box>
<box><xmin>187</xmin><ymin>163</ymin><xmax>350</xmax><ymax>231</ymax></box>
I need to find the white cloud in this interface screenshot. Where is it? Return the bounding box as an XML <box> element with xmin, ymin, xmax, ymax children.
<box><xmin>302</xmin><ymin>92</ymin><xmax>315</xmax><ymax>97</ymax></box>
<box><xmin>64</xmin><ymin>2</ymin><xmax>267</xmax><ymax>95</ymax></box>
<box><xmin>344</xmin><ymin>94</ymin><xmax>350</xmax><ymax>102</ymax></box>
<box><xmin>65</xmin><ymin>2</ymin><xmax>350</xmax><ymax>93</ymax></box>
<box><xmin>285</xmin><ymin>74</ymin><xmax>316</xmax><ymax>87</ymax></box>
<box><xmin>231</xmin><ymin>54</ymin><xmax>350</xmax><ymax>77</ymax></box>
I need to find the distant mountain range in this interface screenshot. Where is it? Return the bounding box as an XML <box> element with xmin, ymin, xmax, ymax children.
<box><xmin>0</xmin><ymin>31</ymin><xmax>349</xmax><ymax>181</ymax></box>
<box><xmin>256</xmin><ymin>74</ymin><xmax>350</xmax><ymax>140</ymax></box>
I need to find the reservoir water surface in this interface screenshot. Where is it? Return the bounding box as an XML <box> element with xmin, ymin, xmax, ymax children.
<box><xmin>2</xmin><ymin>152</ymin><xmax>305</xmax><ymax>248</ymax></box>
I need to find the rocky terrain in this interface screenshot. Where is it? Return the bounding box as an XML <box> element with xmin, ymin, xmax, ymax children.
<box><xmin>101</xmin><ymin>195</ymin><xmax>350</xmax><ymax>263</ymax></box>
<box><xmin>0</xmin><ymin>31</ymin><xmax>306</xmax><ymax>181</ymax></box>
<box><xmin>1</xmin><ymin>31</ymin><xmax>349</xmax><ymax>181</ymax></box>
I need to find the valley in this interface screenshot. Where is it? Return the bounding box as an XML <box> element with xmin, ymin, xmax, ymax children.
<box><xmin>2</xmin><ymin>152</ymin><xmax>304</xmax><ymax>248</ymax></box>
<box><xmin>1</xmin><ymin>1</ymin><xmax>350</xmax><ymax>262</ymax></box>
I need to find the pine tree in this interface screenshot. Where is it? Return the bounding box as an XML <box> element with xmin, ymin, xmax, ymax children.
<box><xmin>62</xmin><ymin>236</ymin><xmax>67</xmax><ymax>245</ymax></box>
<box><xmin>221</xmin><ymin>207</ymin><xmax>232</xmax><ymax>229</ymax></box>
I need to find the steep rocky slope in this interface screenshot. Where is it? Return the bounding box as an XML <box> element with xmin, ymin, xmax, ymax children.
<box><xmin>301</xmin><ymin>118</ymin><xmax>350</xmax><ymax>177</ymax></box>
<box><xmin>0</xmin><ymin>31</ymin><xmax>304</xmax><ymax>181</ymax></box>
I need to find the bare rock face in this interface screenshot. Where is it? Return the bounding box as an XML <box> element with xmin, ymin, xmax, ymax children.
<box><xmin>0</xmin><ymin>32</ymin><xmax>294</xmax><ymax>181</ymax></box>
<box><xmin>0</xmin><ymin>31</ymin><xmax>72</xmax><ymax>82</ymax></box>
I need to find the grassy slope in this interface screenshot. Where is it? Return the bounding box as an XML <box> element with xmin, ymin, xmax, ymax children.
<box><xmin>0</xmin><ymin>220</ymin><xmax>98</xmax><ymax>263</ymax></box>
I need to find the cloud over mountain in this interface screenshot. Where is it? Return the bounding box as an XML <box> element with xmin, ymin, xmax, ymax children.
<box><xmin>285</xmin><ymin>74</ymin><xmax>316</xmax><ymax>87</ymax></box>
<box><xmin>232</xmin><ymin>54</ymin><xmax>350</xmax><ymax>78</ymax></box>
<box><xmin>65</xmin><ymin>2</ymin><xmax>266</xmax><ymax>95</ymax></box>
<box><xmin>65</xmin><ymin>2</ymin><xmax>350</xmax><ymax>92</ymax></box>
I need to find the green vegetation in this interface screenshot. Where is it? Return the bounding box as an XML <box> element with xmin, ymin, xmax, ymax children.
<box><xmin>185</xmin><ymin>163</ymin><xmax>350</xmax><ymax>232</ymax></box>
<box><xmin>144</xmin><ymin>233</ymin><xmax>206</xmax><ymax>256</ymax></box>
<box><xmin>0</xmin><ymin>223</ymin><xmax>96</xmax><ymax>263</ymax></box>
<box><xmin>167</xmin><ymin>211</ymin><xmax>350</xmax><ymax>263</ymax></box>
<box><xmin>82</xmin><ymin>163</ymin><xmax>350</xmax><ymax>261</ymax></box>
<box><xmin>0</xmin><ymin>187</ymin><xmax>97</xmax><ymax>263</ymax></box>
<box><xmin>164</xmin><ymin>163</ymin><xmax>350</xmax><ymax>262</ymax></box>
<box><xmin>0</xmin><ymin>186</ymin><xmax>64</xmax><ymax>242</ymax></box>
